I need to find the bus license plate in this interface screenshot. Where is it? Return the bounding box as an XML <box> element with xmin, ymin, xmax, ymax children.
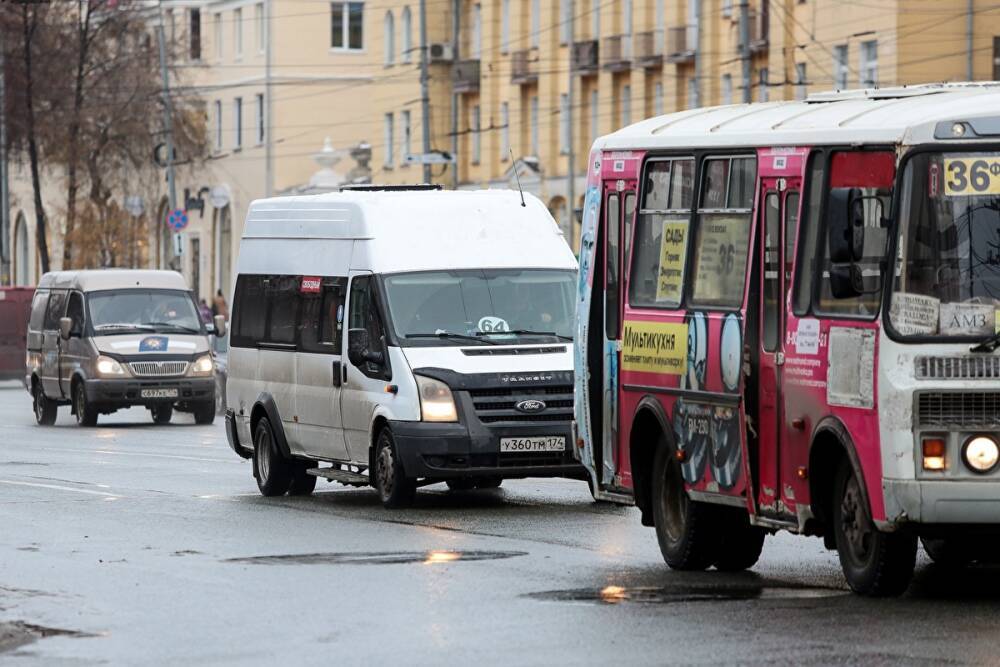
<box><xmin>500</xmin><ymin>437</ymin><xmax>565</xmax><ymax>453</ymax></box>
<box><xmin>141</xmin><ymin>388</ymin><xmax>178</xmax><ymax>399</ymax></box>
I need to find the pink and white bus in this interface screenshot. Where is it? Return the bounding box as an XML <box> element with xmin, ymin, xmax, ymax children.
<box><xmin>573</xmin><ymin>83</ymin><xmax>1000</xmax><ymax>596</ymax></box>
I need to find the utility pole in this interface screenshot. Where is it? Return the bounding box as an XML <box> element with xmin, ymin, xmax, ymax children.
<box><xmin>738</xmin><ymin>0</ymin><xmax>751</xmax><ymax>103</ymax></box>
<box><xmin>419</xmin><ymin>0</ymin><xmax>433</xmax><ymax>183</ymax></box>
<box><xmin>450</xmin><ymin>0</ymin><xmax>460</xmax><ymax>190</ymax></box>
<box><xmin>567</xmin><ymin>0</ymin><xmax>575</xmax><ymax>235</ymax></box>
<box><xmin>156</xmin><ymin>2</ymin><xmax>179</xmax><ymax>268</ymax></box>
<box><xmin>693</xmin><ymin>0</ymin><xmax>702</xmax><ymax>107</ymax></box>
<box><xmin>967</xmin><ymin>0</ymin><xmax>974</xmax><ymax>80</ymax></box>
<box><xmin>0</xmin><ymin>28</ymin><xmax>9</xmax><ymax>285</ymax></box>
<box><xmin>265</xmin><ymin>0</ymin><xmax>273</xmax><ymax>196</ymax></box>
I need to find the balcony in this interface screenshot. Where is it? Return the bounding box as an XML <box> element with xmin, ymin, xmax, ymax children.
<box><xmin>633</xmin><ymin>30</ymin><xmax>663</xmax><ymax>68</ymax></box>
<box><xmin>511</xmin><ymin>49</ymin><xmax>538</xmax><ymax>85</ymax></box>
<box><xmin>665</xmin><ymin>25</ymin><xmax>696</xmax><ymax>63</ymax></box>
<box><xmin>602</xmin><ymin>34</ymin><xmax>631</xmax><ymax>72</ymax></box>
<box><xmin>453</xmin><ymin>59</ymin><xmax>480</xmax><ymax>94</ymax></box>
<box><xmin>571</xmin><ymin>40</ymin><xmax>599</xmax><ymax>75</ymax></box>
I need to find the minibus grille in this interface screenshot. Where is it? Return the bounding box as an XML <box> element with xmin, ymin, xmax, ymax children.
<box><xmin>915</xmin><ymin>356</ymin><xmax>1000</xmax><ymax>380</ymax></box>
<box><xmin>469</xmin><ymin>385</ymin><xmax>574</xmax><ymax>424</ymax></box>
<box><xmin>917</xmin><ymin>392</ymin><xmax>1000</xmax><ymax>427</ymax></box>
<box><xmin>129</xmin><ymin>361</ymin><xmax>189</xmax><ymax>377</ymax></box>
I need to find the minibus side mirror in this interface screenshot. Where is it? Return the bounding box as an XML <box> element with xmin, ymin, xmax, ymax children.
<box><xmin>829</xmin><ymin>264</ymin><xmax>865</xmax><ymax>299</ymax></box>
<box><xmin>827</xmin><ymin>187</ymin><xmax>866</xmax><ymax>264</ymax></box>
<box><xmin>348</xmin><ymin>328</ymin><xmax>384</xmax><ymax>367</ymax></box>
<box><xmin>59</xmin><ymin>317</ymin><xmax>74</xmax><ymax>340</ymax></box>
<box><xmin>213</xmin><ymin>315</ymin><xmax>227</xmax><ymax>337</ymax></box>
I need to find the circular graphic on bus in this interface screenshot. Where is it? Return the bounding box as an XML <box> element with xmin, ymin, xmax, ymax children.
<box><xmin>685</xmin><ymin>312</ymin><xmax>707</xmax><ymax>391</ymax></box>
<box><xmin>710</xmin><ymin>407</ymin><xmax>742</xmax><ymax>489</ymax></box>
<box><xmin>720</xmin><ymin>313</ymin><xmax>742</xmax><ymax>393</ymax></box>
<box><xmin>674</xmin><ymin>398</ymin><xmax>709</xmax><ymax>484</ymax></box>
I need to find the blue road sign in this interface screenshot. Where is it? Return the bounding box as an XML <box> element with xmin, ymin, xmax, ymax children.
<box><xmin>167</xmin><ymin>209</ymin><xmax>189</xmax><ymax>232</ymax></box>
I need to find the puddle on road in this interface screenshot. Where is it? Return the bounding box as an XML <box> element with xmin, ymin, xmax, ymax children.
<box><xmin>226</xmin><ymin>549</ymin><xmax>528</xmax><ymax>566</ymax></box>
<box><xmin>0</xmin><ymin>621</ymin><xmax>94</xmax><ymax>654</ymax></box>
<box><xmin>528</xmin><ymin>583</ymin><xmax>847</xmax><ymax>605</ymax></box>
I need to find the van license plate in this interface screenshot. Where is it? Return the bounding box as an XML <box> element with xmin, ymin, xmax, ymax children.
<box><xmin>500</xmin><ymin>437</ymin><xmax>565</xmax><ymax>453</ymax></box>
<box><xmin>141</xmin><ymin>388</ymin><xmax>178</xmax><ymax>399</ymax></box>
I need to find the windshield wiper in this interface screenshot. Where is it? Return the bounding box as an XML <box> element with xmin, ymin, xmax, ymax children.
<box><xmin>94</xmin><ymin>323</ymin><xmax>154</xmax><ymax>332</ymax></box>
<box><xmin>970</xmin><ymin>331</ymin><xmax>1000</xmax><ymax>353</ymax></box>
<box><xmin>477</xmin><ymin>329</ymin><xmax>573</xmax><ymax>342</ymax></box>
<box><xmin>142</xmin><ymin>322</ymin><xmax>202</xmax><ymax>334</ymax></box>
<box><xmin>406</xmin><ymin>332</ymin><xmax>498</xmax><ymax>345</ymax></box>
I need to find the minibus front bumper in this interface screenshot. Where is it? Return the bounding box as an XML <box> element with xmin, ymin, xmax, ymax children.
<box><xmin>389</xmin><ymin>420</ymin><xmax>586</xmax><ymax>480</ymax></box>
<box><xmin>83</xmin><ymin>376</ymin><xmax>215</xmax><ymax>408</ymax></box>
<box><xmin>883</xmin><ymin>478</ymin><xmax>1000</xmax><ymax>526</ymax></box>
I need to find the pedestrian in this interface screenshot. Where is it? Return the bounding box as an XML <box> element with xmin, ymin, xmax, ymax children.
<box><xmin>198</xmin><ymin>298</ymin><xmax>213</xmax><ymax>324</ymax></box>
<box><xmin>212</xmin><ymin>289</ymin><xmax>229</xmax><ymax>321</ymax></box>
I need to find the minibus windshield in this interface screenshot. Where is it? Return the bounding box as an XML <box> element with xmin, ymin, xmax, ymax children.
<box><xmin>383</xmin><ymin>269</ymin><xmax>576</xmax><ymax>346</ymax></box>
<box><xmin>88</xmin><ymin>289</ymin><xmax>203</xmax><ymax>335</ymax></box>
<box><xmin>890</xmin><ymin>152</ymin><xmax>1000</xmax><ymax>339</ymax></box>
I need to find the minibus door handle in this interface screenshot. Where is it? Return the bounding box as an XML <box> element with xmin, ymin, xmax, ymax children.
<box><xmin>332</xmin><ymin>360</ymin><xmax>342</xmax><ymax>387</ymax></box>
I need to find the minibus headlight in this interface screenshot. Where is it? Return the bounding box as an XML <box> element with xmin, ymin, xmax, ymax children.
<box><xmin>95</xmin><ymin>355</ymin><xmax>126</xmax><ymax>377</ymax></box>
<box><xmin>415</xmin><ymin>375</ymin><xmax>458</xmax><ymax>423</ymax></box>
<box><xmin>189</xmin><ymin>354</ymin><xmax>215</xmax><ymax>376</ymax></box>
<box><xmin>962</xmin><ymin>436</ymin><xmax>999</xmax><ymax>474</ymax></box>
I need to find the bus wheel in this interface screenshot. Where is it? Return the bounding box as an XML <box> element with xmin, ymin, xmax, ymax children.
<box><xmin>253</xmin><ymin>417</ymin><xmax>292</xmax><ymax>497</ymax></box>
<box><xmin>652</xmin><ymin>442</ymin><xmax>722</xmax><ymax>570</ymax></box>
<box><xmin>833</xmin><ymin>463</ymin><xmax>916</xmax><ymax>596</ymax></box>
<box><xmin>374</xmin><ymin>428</ymin><xmax>416</xmax><ymax>509</ymax></box>
<box><xmin>33</xmin><ymin>383</ymin><xmax>57</xmax><ymax>426</ymax></box>
<box><xmin>714</xmin><ymin>509</ymin><xmax>766</xmax><ymax>572</ymax></box>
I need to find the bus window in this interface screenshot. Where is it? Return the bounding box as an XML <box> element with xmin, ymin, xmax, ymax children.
<box><xmin>784</xmin><ymin>191</ymin><xmax>799</xmax><ymax>285</ymax></box>
<box><xmin>793</xmin><ymin>155</ymin><xmax>824</xmax><ymax>315</ymax></box>
<box><xmin>763</xmin><ymin>193</ymin><xmax>780</xmax><ymax>351</ymax></box>
<box><xmin>690</xmin><ymin>156</ymin><xmax>757</xmax><ymax>307</ymax></box>
<box><xmin>630</xmin><ymin>158</ymin><xmax>695</xmax><ymax>308</ymax></box>
<box><xmin>605</xmin><ymin>194</ymin><xmax>620</xmax><ymax>339</ymax></box>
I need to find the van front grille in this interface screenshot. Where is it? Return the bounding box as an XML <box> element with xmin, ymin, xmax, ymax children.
<box><xmin>915</xmin><ymin>356</ymin><xmax>1000</xmax><ymax>380</ymax></box>
<box><xmin>129</xmin><ymin>361</ymin><xmax>189</xmax><ymax>377</ymax></box>
<box><xmin>917</xmin><ymin>392</ymin><xmax>1000</xmax><ymax>427</ymax></box>
<box><xmin>469</xmin><ymin>384</ymin><xmax>574</xmax><ymax>424</ymax></box>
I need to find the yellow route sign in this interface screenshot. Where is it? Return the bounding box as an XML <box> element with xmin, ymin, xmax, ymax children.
<box><xmin>944</xmin><ymin>155</ymin><xmax>1000</xmax><ymax>196</ymax></box>
<box><xmin>655</xmin><ymin>220</ymin><xmax>687</xmax><ymax>303</ymax></box>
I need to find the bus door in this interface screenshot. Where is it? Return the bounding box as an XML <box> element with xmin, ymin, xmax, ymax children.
<box><xmin>756</xmin><ymin>177</ymin><xmax>800</xmax><ymax>518</ymax></box>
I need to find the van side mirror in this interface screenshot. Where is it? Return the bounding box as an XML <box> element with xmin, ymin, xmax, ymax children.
<box><xmin>829</xmin><ymin>264</ymin><xmax>865</xmax><ymax>299</ymax></box>
<box><xmin>348</xmin><ymin>328</ymin><xmax>384</xmax><ymax>367</ymax></box>
<box><xmin>827</xmin><ymin>187</ymin><xmax>866</xmax><ymax>264</ymax></box>
<box><xmin>213</xmin><ymin>314</ymin><xmax>227</xmax><ymax>337</ymax></box>
<box><xmin>59</xmin><ymin>317</ymin><xmax>74</xmax><ymax>340</ymax></box>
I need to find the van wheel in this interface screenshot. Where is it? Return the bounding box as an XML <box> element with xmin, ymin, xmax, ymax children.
<box><xmin>713</xmin><ymin>509</ymin><xmax>766</xmax><ymax>572</ymax></box>
<box><xmin>194</xmin><ymin>402</ymin><xmax>216</xmax><ymax>425</ymax></box>
<box><xmin>374</xmin><ymin>428</ymin><xmax>416</xmax><ymax>508</ymax></box>
<box><xmin>833</xmin><ymin>463</ymin><xmax>917</xmax><ymax>596</ymax></box>
<box><xmin>652</xmin><ymin>442</ymin><xmax>723</xmax><ymax>570</ymax></box>
<box><xmin>151</xmin><ymin>404</ymin><xmax>173</xmax><ymax>424</ymax></box>
<box><xmin>33</xmin><ymin>384</ymin><xmax>57</xmax><ymax>426</ymax></box>
<box><xmin>253</xmin><ymin>417</ymin><xmax>292</xmax><ymax>497</ymax></box>
<box><xmin>288</xmin><ymin>461</ymin><xmax>317</xmax><ymax>496</ymax></box>
<box><xmin>74</xmin><ymin>381</ymin><xmax>98</xmax><ymax>427</ymax></box>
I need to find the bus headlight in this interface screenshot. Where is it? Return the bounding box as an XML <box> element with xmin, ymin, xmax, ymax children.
<box><xmin>415</xmin><ymin>375</ymin><xmax>458</xmax><ymax>423</ymax></box>
<box><xmin>189</xmin><ymin>354</ymin><xmax>215</xmax><ymax>377</ymax></box>
<box><xmin>95</xmin><ymin>355</ymin><xmax>126</xmax><ymax>377</ymax></box>
<box><xmin>962</xmin><ymin>436</ymin><xmax>999</xmax><ymax>474</ymax></box>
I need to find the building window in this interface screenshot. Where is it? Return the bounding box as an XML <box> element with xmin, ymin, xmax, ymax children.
<box><xmin>471</xmin><ymin>105</ymin><xmax>481</xmax><ymax>164</ymax></box>
<box><xmin>621</xmin><ymin>84</ymin><xmax>631</xmax><ymax>126</ymax></box>
<box><xmin>721</xmin><ymin>73</ymin><xmax>733</xmax><ymax>105</ymax></box>
<box><xmin>332</xmin><ymin>2</ymin><xmax>364</xmax><ymax>50</ymax></box>
<box><xmin>501</xmin><ymin>0</ymin><xmax>510</xmax><ymax>53</ymax></box>
<box><xmin>189</xmin><ymin>9</ymin><xmax>201</xmax><ymax>60</ymax></box>
<box><xmin>860</xmin><ymin>40</ymin><xmax>877</xmax><ymax>87</ymax></box>
<box><xmin>234</xmin><ymin>8</ymin><xmax>243</xmax><ymax>58</ymax></box>
<box><xmin>560</xmin><ymin>0</ymin><xmax>572</xmax><ymax>45</ymax></box>
<box><xmin>384</xmin><ymin>113</ymin><xmax>394</xmax><ymax>167</ymax></box>
<box><xmin>166</xmin><ymin>9</ymin><xmax>175</xmax><ymax>46</ymax></box>
<box><xmin>401</xmin><ymin>110</ymin><xmax>411</xmax><ymax>160</ymax></box>
<box><xmin>530</xmin><ymin>0</ymin><xmax>540</xmax><ymax>48</ymax></box>
<box><xmin>500</xmin><ymin>102</ymin><xmax>510</xmax><ymax>160</ymax></box>
<box><xmin>213</xmin><ymin>100</ymin><xmax>222</xmax><ymax>150</ymax></box>
<box><xmin>834</xmin><ymin>44</ymin><xmax>848</xmax><ymax>89</ymax></box>
<box><xmin>384</xmin><ymin>11</ymin><xmax>395</xmax><ymax>64</ymax></box>
<box><xmin>401</xmin><ymin>7</ymin><xmax>412</xmax><ymax>62</ymax></box>
<box><xmin>591</xmin><ymin>0</ymin><xmax>600</xmax><ymax>40</ymax></box>
<box><xmin>722</xmin><ymin>0</ymin><xmax>733</xmax><ymax>18</ymax></box>
<box><xmin>471</xmin><ymin>4</ymin><xmax>482</xmax><ymax>59</ymax></box>
<box><xmin>530</xmin><ymin>95</ymin><xmax>539</xmax><ymax>155</ymax></box>
<box><xmin>255</xmin><ymin>93</ymin><xmax>264</xmax><ymax>144</ymax></box>
<box><xmin>559</xmin><ymin>93</ymin><xmax>570</xmax><ymax>154</ymax></box>
<box><xmin>255</xmin><ymin>3</ymin><xmax>264</xmax><ymax>53</ymax></box>
<box><xmin>233</xmin><ymin>97</ymin><xmax>243</xmax><ymax>149</ymax></box>
<box><xmin>214</xmin><ymin>13</ymin><xmax>222</xmax><ymax>60</ymax></box>
<box><xmin>795</xmin><ymin>62</ymin><xmax>807</xmax><ymax>100</ymax></box>
<box><xmin>758</xmin><ymin>67</ymin><xmax>769</xmax><ymax>102</ymax></box>
<box><xmin>590</xmin><ymin>88</ymin><xmax>599</xmax><ymax>143</ymax></box>
<box><xmin>687</xmin><ymin>78</ymin><xmax>698</xmax><ymax>109</ymax></box>
<box><xmin>654</xmin><ymin>82</ymin><xmax>664</xmax><ymax>117</ymax></box>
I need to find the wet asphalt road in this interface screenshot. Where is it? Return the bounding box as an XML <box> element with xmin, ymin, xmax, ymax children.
<box><xmin>1</xmin><ymin>381</ymin><xmax>999</xmax><ymax>665</ymax></box>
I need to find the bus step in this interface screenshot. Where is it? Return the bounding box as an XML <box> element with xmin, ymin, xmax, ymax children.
<box><xmin>306</xmin><ymin>467</ymin><xmax>369</xmax><ymax>486</ymax></box>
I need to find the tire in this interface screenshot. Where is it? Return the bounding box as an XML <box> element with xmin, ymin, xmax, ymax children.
<box><xmin>475</xmin><ymin>476</ymin><xmax>503</xmax><ymax>489</ymax></box>
<box><xmin>446</xmin><ymin>479</ymin><xmax>476</xmax><ymax>491</ymax></box>
<box><xmin>253</xmin><ymin>417</ymin><xmax>292</xmax><ymax>497</ymax></box>
<box><xmin>373</xmin><ymin>428</ymin><xmax>416</xmax><ymax>508</ymax></box>
<box><xmin>714</xmin><ymin>509</ymin><xmax>766</xmax><ymax>572</ymax></box>
<box><xmin>833</xmin><ymin>462</ymin><xmax>917</xmax><ymax>596</ymax></box>
<box><xmin>288</xmin><ymin>460</ymin><xmax>318</xmax><ymax>496</ymax></box>
<box><xmin>33</xmin><ymin>383</ymin><xmax>57</xmax><ymax>426</ymax></box>
<box><xmin>194</xmin><ymin>402</ymin><xmax>216</xmax><ymax>425</ymax></box>
<box><xmin>652</xmin><ymin>442</ymin><xmax>723</xmax><ymax>570</ymax></box>
<box><xmin>74</xmin><ymin>381</ymin><xmax>98</xmax><ymax>427</ymax></box>
<box><xmin>151</xmin><ymin>404</ymin><xmax>173</xmax><ymax>424</ymax></box>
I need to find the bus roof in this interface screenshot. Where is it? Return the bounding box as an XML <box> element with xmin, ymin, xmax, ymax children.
<box><xmin>599</xmin><ymin>82</ymin><xmax>1000</xmax><ymax>152</ymax></box>
<box><xmin>37</xmin><ymin>270</ymin><xmax>188</xmax><ymax>292</ymax></box>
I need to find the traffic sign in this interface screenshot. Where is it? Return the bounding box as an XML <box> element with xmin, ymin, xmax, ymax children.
<box><xmin>167</xmin><ymin>209</ymin><xmax>189</xmax><ymax>232</ymax></box>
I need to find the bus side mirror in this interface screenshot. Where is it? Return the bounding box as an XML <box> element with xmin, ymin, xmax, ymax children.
<box><xmin>348</xmin><ymin>328</ymin><xmax>383</xmax><ymax>367</ymax></box>
<box><xmin>827</xmin><ymin>187</ymin><xmax>866</xmax><ymax>263</ymax></box>
<box><xmin>213</xmin><ymin>315</ymin><xmax>227</xmax><ymax>337</ymax></box>
<box><xmin>829</xmin><ymin>264</ymin><xmax>865</xmax><ymax>299</ymax></box>
<box><xmin>59</xmin><ymin>317</ymin><xmax>73</xmax><ymax>340</ymax></box>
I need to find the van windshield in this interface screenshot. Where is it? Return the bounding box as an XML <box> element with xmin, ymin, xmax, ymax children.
<box><xmin>88</xmin><ymin>289</ymin><xmax>203</xmax><ymax>335</ymax></box>
<box><xmin>383</xmin><ymin>269</ymin><xmax>576</xmax><ymax>346</ymax></box>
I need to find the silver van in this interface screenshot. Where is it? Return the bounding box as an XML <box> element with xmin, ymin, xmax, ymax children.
<box><xmin>25</xmin><ymin>270</ymin><xmax>225</xmax><ymax>427</ymax></box>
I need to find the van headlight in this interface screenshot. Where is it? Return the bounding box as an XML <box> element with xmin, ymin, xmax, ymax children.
<box><xmin>189</xmin><ymin>354</ymin><xmax>215</xmax><ymax>377</ymax></box>
<box><xmin>415</xmin><ymin>375</ymin><xmax>458</xmax><ymax>423</ymax></box>
<box><xmin>95</xmin><ymin>355</ymin><xmax>126</xmax><ymax>377</ymax></box>
<box><xmin>963</xmin><ymin>436</ymin><xmax>999</xmax><ymax>474</ymax></box>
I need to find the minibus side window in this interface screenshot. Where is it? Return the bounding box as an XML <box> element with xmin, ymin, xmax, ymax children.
<box><xmin>28</xmin><ymin>291</ymin><xmax>49</xmax><ymax>332</ymax></box>
<box><xmin>300</xmin><ymin>278</ymin><xmax>347</xmax><ymax>354</ymax></box>
<box><xmin>762</xmin><ymin>193</ymin><xmax>780</xmax><ymax>351</ymax></box>
<box><xmin>793</xmin><ymin>154</ymin><xmax>824</xmax><ymax>315</ymax></box>
<box><xmin>66</xmin><ymin>292</ymin><xmax>85</xmax><ymax>336</ymax></box>
<box><xmin>349</xmin><ymin>276</ymin><xmax>390</xmax><ymax>379</ymax></box>
<box><xmin>264</xmin><ymin>276</ymin><xmax>300</xmax><ymax>345</ymax></box>
<box><xmin>43</xmin><ymin>291</ymin><xmax>67</xmax><ymax>331</ymax></box>
<box><xmin>231</xmin><ymin>275</ymin><xmax>266</xmax><ymax>347</ymax></box>
<box><xmin>605</xmin><ymin>194</ymin><xmax>620</xmax><ymax>339</ymax></box>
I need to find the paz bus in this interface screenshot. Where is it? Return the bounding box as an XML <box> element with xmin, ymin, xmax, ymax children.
<box><xmin>573</xmin><ymin>83</ymin><xmax>1000</xmax><ymax>596</ymax></box>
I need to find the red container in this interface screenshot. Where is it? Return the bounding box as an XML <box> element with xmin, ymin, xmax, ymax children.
<box><xmin>0</xmin><ymin>287</ymin><xmax>35</xmax><ymax>381</ymax></box>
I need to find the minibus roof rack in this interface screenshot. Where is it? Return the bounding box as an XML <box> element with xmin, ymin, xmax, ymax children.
<box><xmin>339</xmin><ymin>184</ymin><xmax>443</xmax><ymax>192</ymax></box>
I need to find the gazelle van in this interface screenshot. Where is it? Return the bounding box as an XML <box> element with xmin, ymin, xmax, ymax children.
<box><xmin>225</xmin><ymin>186</ymin><xmax>583</xmax><ymax>507</ymax></box>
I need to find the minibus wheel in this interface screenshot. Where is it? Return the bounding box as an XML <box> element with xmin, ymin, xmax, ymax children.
<box><xmin>151</xmin><ymin>404</ymin><xmax>173</xmax><ymax>424</ymax></box>
<box><xmin>713</xmin><ymin>509</ymin><xmax>766</xmax><ymax>572</ymax></box>
<box><xmin>194</xmin><ymin>402</ymin><xmax>216</xmax><ymax>425</ymax></box>
<box><xmin>652</xmin><ymin>442</ymin><xmax>722</xmax><ymax>570</ymax></box>
<box><xmin>833</xmin><ymin>463</ymin><xmax>916</xmax><ymax>596</ymax></box>
<box><xmin>253</xmin><ymin>417</ymin><xmax>292</xmax><ymax>497</ymax></box>
<box><xmin>73</xmin><ymin>381</ymin><xmax>97</xmax><ymax>427</ymax></box>
<box><xmin>33</xmin><ymin>383</ymin><xmax>57</xmax><ymax>426</ymax></box>
<box><xmin>373</xmin><ymin>428</ymin><xmax>416</xmax><ymax>509</ymax></box>
<box><xmin>288</xmin><ymin>461</ymin><xmax>317</xmax><ymax>496</ymax></box>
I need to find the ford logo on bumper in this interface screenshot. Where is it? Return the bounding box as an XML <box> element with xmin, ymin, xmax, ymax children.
<box><xmin>515</xmin><ymin>399</ymin><xmax>547</xmax><ymax>413</ymax></box>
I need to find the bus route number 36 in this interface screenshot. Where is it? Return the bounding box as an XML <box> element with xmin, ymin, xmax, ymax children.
<box><xmin>945</xmin><ymin>155</ymin><xmax>1000</xmax><ymax>196</ymax></box>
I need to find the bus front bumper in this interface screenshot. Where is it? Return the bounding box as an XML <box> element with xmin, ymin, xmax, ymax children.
<box><xmin>883</xmin><ymin>479</ymin><xmax>1000</xmax><ymax>525</ymax></box>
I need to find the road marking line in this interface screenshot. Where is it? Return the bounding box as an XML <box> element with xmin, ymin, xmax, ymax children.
<box><xmin>0</xmin><ymin>480</ymin><xmax>120</xmax><ymax>498</ymax></box>
<box><xmin>93</xmin><ymin>450</ymin><xmax>233</xmax><ymax>463</ymax></box>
